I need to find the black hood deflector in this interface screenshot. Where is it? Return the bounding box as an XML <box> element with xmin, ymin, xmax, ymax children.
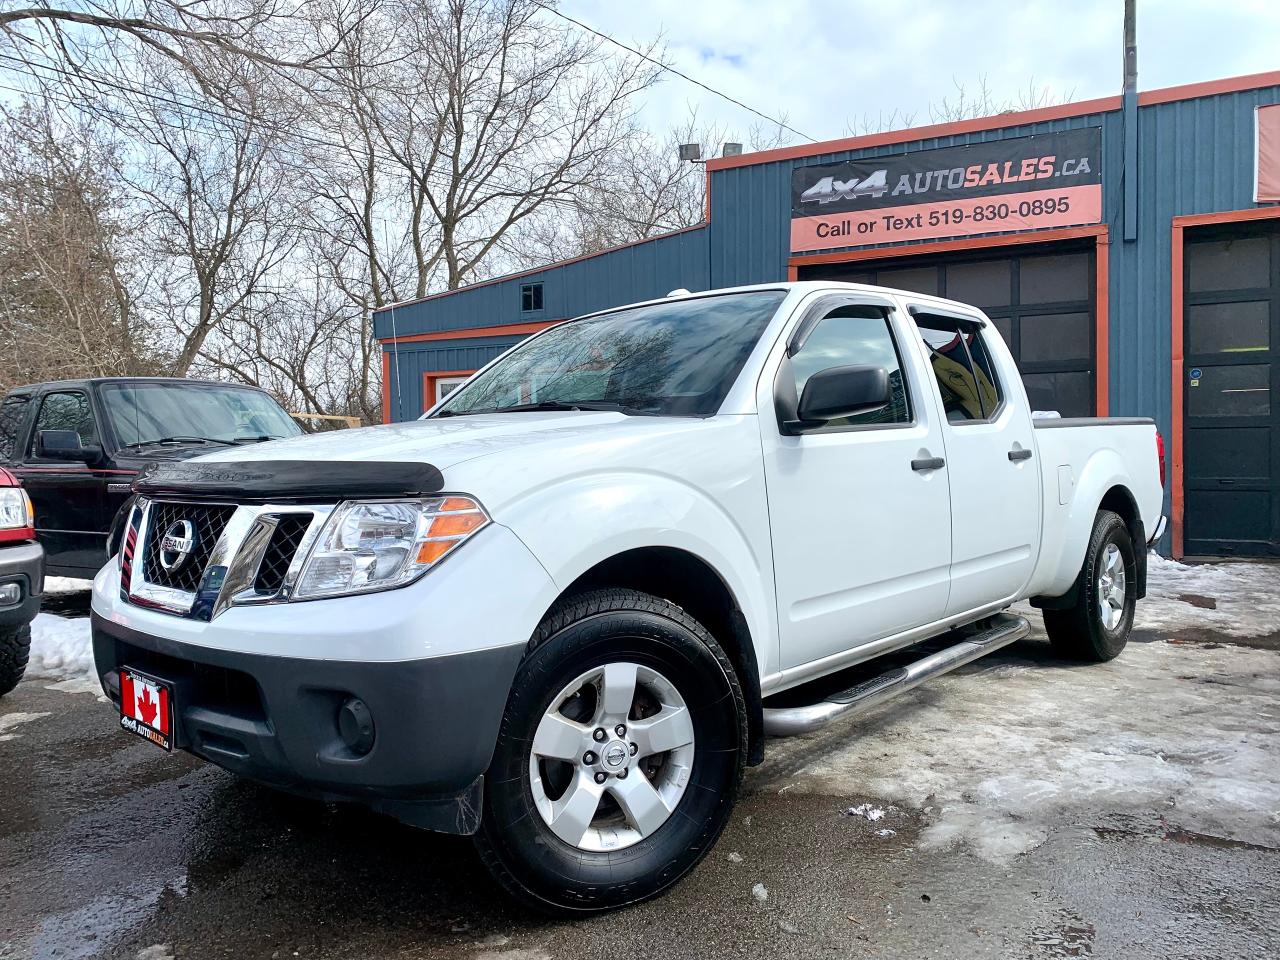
<box><xmin>132</xmin><ymin>459</ymin><xmax>445</xmax><ymax>502</ymax></box>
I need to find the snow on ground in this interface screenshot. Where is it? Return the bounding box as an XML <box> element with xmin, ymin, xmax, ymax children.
<box><xmin>43</xmin><ymin>576</ymin><xmax>94</xmax><ymax>595</ymax></box>
<box><xmin>0</xmin><ymin>711</ymin><xmax>51</xmax><ymax>741</ymax></box>
<box><xmin>778</xmin><ymin>551</ymin><xmax>1280</xmax><ymax>864</ymax></box>
<box><xmin>27</xmin><ymin>611</ymin><xmax>96</xmax><ymax>686</ymax></box>
<box><xmin>1137</xmin><ymin>553</ymin><xmax>1280</xmax><ymax>637</ymax></box>
<box><xmin>789</xmin><ymin>639</ymin><xmax>1280</xmax><ymax>862</ymax></box>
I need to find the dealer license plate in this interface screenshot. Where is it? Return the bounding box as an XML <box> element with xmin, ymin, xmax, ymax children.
<box><xmin>118</xmin><ymin>668</ymin><xmax>173</xmax><ymax>751</ymax></box>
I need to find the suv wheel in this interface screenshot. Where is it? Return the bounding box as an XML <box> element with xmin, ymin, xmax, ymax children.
<box><xmin>475</xmin><ymin>588</ymin><xmax>747</xmax><ymax>914</ymax></box>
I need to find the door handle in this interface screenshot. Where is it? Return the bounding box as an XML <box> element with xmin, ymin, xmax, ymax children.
<box><xmin>911</xmin><ymin>457</ymin><xmax>945</xmax><ymax>472</ymax></box>
<box><xmin>1008</xmin><ymin>448</ymin><xmax>1033</xmax><ymax>462</ymax></box>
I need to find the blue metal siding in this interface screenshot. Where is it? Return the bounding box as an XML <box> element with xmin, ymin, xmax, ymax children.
<box><xmin>374</xmin><ymin>227</ymin><xmax>710</xmax><ymax>340</ymax></box>
<box><xmin>1109</xmin><ymin>84</ymin><xmax>1280</xmax><ymax>441</ymax></box>
<box><xmin>383</xmin><ymin>334</ymin><xmax>525</xmax><ymax>421</ymax></box>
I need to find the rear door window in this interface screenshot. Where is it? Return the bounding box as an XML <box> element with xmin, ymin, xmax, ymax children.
<box><xmin>915</xmin><ymin>316</ymin><xmax>1005</xmax><ymax>423</ymax></box>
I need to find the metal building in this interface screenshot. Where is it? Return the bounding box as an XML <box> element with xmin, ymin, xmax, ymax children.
<box><xmin>375</xmin><ymin>70</ymin><xmax>1280</xmax><ymax>559</ymax></box>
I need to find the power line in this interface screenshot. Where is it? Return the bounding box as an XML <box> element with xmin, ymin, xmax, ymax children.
<box><xmin>532</xmin><ymin>1</ymin><xmax>815</xmax><ymax>143</ymax></box>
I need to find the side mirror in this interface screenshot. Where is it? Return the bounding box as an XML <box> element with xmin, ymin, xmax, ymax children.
<box><xmin>788</xmin><ymin>365</ymin><xmax>891</xmax><ymax>432</ymax></box>
<box><xmin>38</xmin><ymin>429</ymin><xmax>101</xmax><ymax>463</ymax></box>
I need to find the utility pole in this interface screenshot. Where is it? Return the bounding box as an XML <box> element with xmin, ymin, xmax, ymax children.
<box><xmin>1122</xmin><ymin>0</ymin><xmax>1138</xmax><ymax>241</ymax></box>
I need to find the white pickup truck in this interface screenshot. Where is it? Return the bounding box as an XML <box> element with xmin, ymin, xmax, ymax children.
<box><xmin>91</xmin><ymin>282</ymin><xmax>1163</xmax><ymax>913</ymax></box>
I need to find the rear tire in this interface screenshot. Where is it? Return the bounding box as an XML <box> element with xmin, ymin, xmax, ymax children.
<box><xmin>1043</xmin><ymin>509</ymin><xmax>1136</xmax><ymax>662</ymax></box>
<box><xmin>475</xmin><ymin>588</ymin><xmax>747</xmax><ymax>915</ymax></box>
<box><xmin>0</xmin><ymin>623</ymin><xmax>32</xmax><ymax>697</ymax></box>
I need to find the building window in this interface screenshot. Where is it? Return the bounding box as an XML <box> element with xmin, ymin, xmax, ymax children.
<box><xmin>521</xmin><ymin>282</ymin><xmax>543</xmax><ymax>313</ymax></box>
<box><xmin>435</xmin><ymin>376</ymin><xmax>469</xmax><ymax>403</ymax></box>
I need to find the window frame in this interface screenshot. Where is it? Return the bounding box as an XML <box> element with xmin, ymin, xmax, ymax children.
<box><xmin>434</xmin><ymin>376</ymin><xmax>470</xmax><ymax>403</ymax></box>
<box><xmin>776</xmin><ymin>293</ymin><xmax>918</xmax><ymax>436</ymax></box>
<box><xmin>27</xmin><ymin>389</ymin><xmax>97</xmax><ymax>460</ymax></box>
<box><xmin>520</xmin><ymin>281</ymin><xmax>544</xmax><ymax>314</ymax></box>
<box><xmin>908</xmin><ymin>305</ymin><xmax>1009</xmax><ymax>427</ymax></box>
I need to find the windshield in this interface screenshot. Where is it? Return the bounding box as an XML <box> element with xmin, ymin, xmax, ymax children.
<box><xmin>100</xmin><ymin>382</ymin><xmax>302</xmax><ymax>447</ymax></box>
<box><xmin>434</xmin><ymin>290</ymin><xmax>788</xmax><ymax>418</ymax></box>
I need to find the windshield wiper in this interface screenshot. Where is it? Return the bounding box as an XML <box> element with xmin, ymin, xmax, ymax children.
<box><xmin>446</xmin><ymin>399</ymin><xmax>657</xmax><ymax>417</ymax></box>
<box><xmin>122</xmin><ymin>436</ymin><xmax>236</xmax><ymax>449</ymax></box>
<box><xmin>233</xmin><ymin>435</ymin><xmax>282</xmax><ymax>443</ymax></box>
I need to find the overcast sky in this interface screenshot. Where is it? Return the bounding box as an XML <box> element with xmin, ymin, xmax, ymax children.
<box><xmin>559</xmin><ymin>0</ymin><xmax>1280</xmax><ymax>149</ymax></box>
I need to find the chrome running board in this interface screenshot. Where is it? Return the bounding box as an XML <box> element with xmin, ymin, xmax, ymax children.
<box><xmin>762</xmin><ymin>613</ymin><xmax>1031</xmax><ymax>737</ymax></box>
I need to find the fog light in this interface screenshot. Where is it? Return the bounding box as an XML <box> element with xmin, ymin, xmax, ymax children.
<box><xmin>0</xmin><ymin>583</ymin><xmax>20</xmax><ymax>606</ymax></box>
<box><xmin>337</xmin><ymin>697</ymin><xmax>375</xmax><ymax>755</ymax></box>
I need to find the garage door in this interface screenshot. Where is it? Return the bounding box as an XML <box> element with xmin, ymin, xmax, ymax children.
<box><xmin>1183</xmin><ymin>228</ymin><xmax>1280</xmax><ymax>557</ymax></box>
<box><xmin>798</xmin><ymin>245</ymin><xmax>1096</xmax><ymax>418</ymax></box>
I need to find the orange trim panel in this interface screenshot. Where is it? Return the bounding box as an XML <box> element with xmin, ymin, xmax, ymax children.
<box><xmin>379</xmin><ymin>320</ymin><xmax>559</xmax><ymax>346</ymax></box>
<box><xmin>381</xmin><ymin>351</ymin><xmax>391</xmax><ymax>424</ymax></box>
<box><xmin>422</xmin><ymin>370</ymin><xmax>476</xmax><ymax>412</ymax></box>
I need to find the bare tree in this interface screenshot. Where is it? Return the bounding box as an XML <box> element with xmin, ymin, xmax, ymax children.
<box><xmin>928</xmin><ymin>75</ymin><xmax>1074</xmax><ymax>123</ymax></box>
<box><xmin>0</xmin><ymin>97</ymin><xmax>161</xmax><ymax>390</ymax></box>
<box><xmin>118</xmin><ymin>47</ymin><xmax>300</xmax><ymax>375</ymax></box>
<box><xmin>845</xmin><ymin>76</ymin><xmax>1075</xmax><ymax>135</ymax></box>
<box><xmin>303</xmin><ymin>0</ymin><xmax>662</xmax><ymax>303</ymax></box>
<box><xmin>510</xmin><ymin>110</ymin><xmax>789</xmax><ymax>266</ymax></box>
<box><xmin>0</xmin><ymin>0</ymin><xmax>366</xmax><ymax>93</ymax></box>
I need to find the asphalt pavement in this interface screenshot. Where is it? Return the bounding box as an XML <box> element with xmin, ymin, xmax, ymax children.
<box><xmin>2</xmin><ymin>598</ymin><xmax>1278</xmax><ymax>960</ymax></box>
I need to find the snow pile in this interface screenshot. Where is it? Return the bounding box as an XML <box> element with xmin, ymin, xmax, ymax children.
<box><xmin>844</xmin><ymin>803</ymin><xmax>886</xmax><ymax>822</ymax></box>
<box><xmin>27</xmin><ymin>612</ymin><xmax>97</xmax><ymax>686</ymax></box>
<box><xmin>44</xmin><ymin>576</ymin><xmax>93</xmax><ymax>595</ymax></box>
<box><xmin>776</xmin><ymin>638</ymin><xmax>1280</xmax><ymax>863</ymax></box>
<box><xmin>1137</xmin><ymin>553</ymin><xmax>1280</xmax><ymax>637</ymax></box>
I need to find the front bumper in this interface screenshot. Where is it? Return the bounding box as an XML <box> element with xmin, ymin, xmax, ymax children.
<box><xmin>0</xmin><ymin>540</ymin><xmax>44</xmax><ymax>630</ymax></box>
<box><xmin>92</xmin><ymin>612</ymin><xmax>524</xmax><ymax>834</ymax></box>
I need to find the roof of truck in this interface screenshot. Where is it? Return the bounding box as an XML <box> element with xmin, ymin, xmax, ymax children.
<box><xmin>4</xmin><ymin>377</ymin><xmax>273</xmax><ymax>397</ymax></box>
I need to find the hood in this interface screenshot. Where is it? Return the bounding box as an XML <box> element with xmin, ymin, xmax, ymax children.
<box><xmin>190</xmin><ymin>412</ymin><xmax>673</xmax><ymax>474</ymax></box>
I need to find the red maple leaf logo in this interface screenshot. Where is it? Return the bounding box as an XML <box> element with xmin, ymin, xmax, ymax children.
<box><xmin>136</xmin><ymin>686</ymin><xmax>158</xmax><ymax>726</ymax></box>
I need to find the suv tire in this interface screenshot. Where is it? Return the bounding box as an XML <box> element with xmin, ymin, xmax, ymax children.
<box><xmin>0</xmin><ymin>623</ymin><xmax>32</xmax><ymax>697</ymax></box>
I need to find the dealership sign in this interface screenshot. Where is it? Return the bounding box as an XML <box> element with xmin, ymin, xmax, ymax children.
<box><xmin>790</xmin><ymin>128</ymin><xmax>1102</xmax><ymax>253</ymax></box>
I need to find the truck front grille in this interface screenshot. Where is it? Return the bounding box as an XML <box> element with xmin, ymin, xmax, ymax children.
<box><xmin>253</xmin><ymin>513</ymin><xmax>312</xmax><ymax>595</ymax></box>
<box><xmin>141</xmin><ymin>501</ymin><xmax>237</xmax><ymax>592</ymax></box>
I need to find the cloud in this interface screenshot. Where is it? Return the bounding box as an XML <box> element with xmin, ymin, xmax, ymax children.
<box><xmin>560</xmin><ymin>0</ymin><xmax>1280</xmax><ymax>147</ymax></box>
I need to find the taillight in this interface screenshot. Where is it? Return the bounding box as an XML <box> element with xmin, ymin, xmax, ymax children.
<box><xmin>0</xmin><ymin>467</ymin><xmax>35</xmax><ymax>543</ymax></box>
<box><xmin>1155</xmin><ymin>430</ymin><xmax>1166</xmax><ymax>489</ymax></box>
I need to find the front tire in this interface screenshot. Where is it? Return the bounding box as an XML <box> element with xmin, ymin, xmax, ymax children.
<box><xmin>1043</xmin><ymin>509</ymin><xmax>1136</xmax><ymax>662</ymax></box>
<box><xmin>475</xmin><ymin>588</ymin><xmax>747</xmax><ymax>915</ymax></box>
<box><xmin>0</xmin><ymin>623</ymin><xmax>32</xmax><ymax>697</ymax></box>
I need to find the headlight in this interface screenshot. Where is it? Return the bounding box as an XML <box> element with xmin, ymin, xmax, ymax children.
<box><xmin>0</xmin><ymin>484</ymin><xmax>34</xmax><ymax>542</ymax></box>
<box><xmin>293</xmin><ymin>496</ymin><xmax>489</xmax><ymax>599</ymax></box>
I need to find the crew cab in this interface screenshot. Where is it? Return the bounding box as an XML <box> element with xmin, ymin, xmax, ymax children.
<box><xmin>89</xmin><ymin>283</ymin><xmax>1163</xmax><ymax>914</ymax></box>
<box><xmin>0</xmin><ymin>378</ymin><xmax>302</xmax><ymax>578</ymax></box>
